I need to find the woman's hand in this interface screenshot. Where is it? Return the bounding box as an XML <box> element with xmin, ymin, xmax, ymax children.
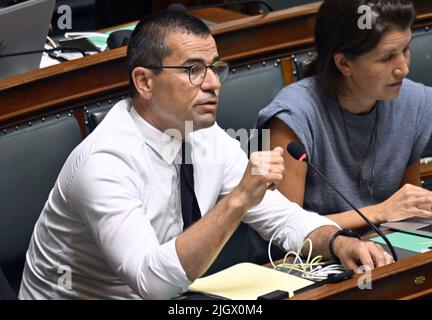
<box><xmin>376</xmin><ymin>184</ymin><xmax>432</xmax><ymax>223</ymax></box>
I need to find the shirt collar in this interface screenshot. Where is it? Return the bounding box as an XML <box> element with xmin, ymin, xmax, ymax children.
<box><xmin>129</xmin><ymin>105</ymin><xmax>182</xmax><ymax>165</ymax></box>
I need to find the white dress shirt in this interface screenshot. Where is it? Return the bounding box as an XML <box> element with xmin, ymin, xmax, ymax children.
<box><xmin>19</xmin><ymin>99</ymin><xmax>338</xmax><ymax>300</ymax></box>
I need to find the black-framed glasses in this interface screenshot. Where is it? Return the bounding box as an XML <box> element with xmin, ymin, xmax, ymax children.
<box><xmin>143</xmin><ymin>61</ymin><xmax>229</xmax><ymax>86</ymax></box>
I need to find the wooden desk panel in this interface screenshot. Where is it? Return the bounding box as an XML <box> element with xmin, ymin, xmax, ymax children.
<box><xmin>291</xmin><ymin>249</ymin><xmax>432</xmax><ymax>300</ymax></box>
<box><xmin>0</xmin><ymin>48</ymin><xmax>128</xmax><ymax>125</ymax></box>
<box><xmin>191</xmin><ymin>7</ymin><xmax>249</xmax><ymax>23</ymax></box>
<box><xmin>420</xmin><ymin>162</ymin><xmax>432</xmax><ymax>179</ymax></box>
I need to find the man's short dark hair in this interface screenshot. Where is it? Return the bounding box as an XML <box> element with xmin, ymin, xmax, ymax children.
<box><xmin>127</xmin><ymin>10</ymin><xmax>212</xmax><ymax>98</ymax></box>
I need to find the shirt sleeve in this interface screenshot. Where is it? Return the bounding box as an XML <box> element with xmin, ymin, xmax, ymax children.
<box><xmin>67</xmin><ymin>151</ymin><xmax>190</xmax><ymax>300</ymax></box>
<box><xmin>243</xmin><ymin>190</ymin><xmax>340</xmax><ymax>252</ymax></box>
<box><xmin>218</xmin><ymin>130</ymin><xmax>340</xmax><ymax>252</ymax></box>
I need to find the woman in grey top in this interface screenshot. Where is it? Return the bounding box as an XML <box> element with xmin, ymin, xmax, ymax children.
<box><xmin>257</xmin><ymin>0</ymin><xmax>432</xmax><ymax>230</ymax></box>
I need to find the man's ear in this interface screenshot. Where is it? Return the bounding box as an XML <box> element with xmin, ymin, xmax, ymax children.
<box><xmin>334</xmin><ymin>53</ymin><xmax>352</xmax><ymax>77</ymax></box>
<box><xmin>132</xmin><ymin>67</ymin><xmax>153</xmax><ymax>99</ymax></box>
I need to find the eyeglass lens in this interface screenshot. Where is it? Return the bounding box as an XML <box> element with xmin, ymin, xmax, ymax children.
<box><xmin>189</xmin><ymin>62</ymin><xmax>228</xmax><ymax>86</ymax></box>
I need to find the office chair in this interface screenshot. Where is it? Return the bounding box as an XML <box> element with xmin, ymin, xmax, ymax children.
<box><xmin>0</xmin><ymin>267</ymin><xmax>17</xmax><ymax>300</ymax></box>
<box><xmin>0</xmin><ymin>114</ymin><xmax>83</xmax><ymax>294</ymax></box>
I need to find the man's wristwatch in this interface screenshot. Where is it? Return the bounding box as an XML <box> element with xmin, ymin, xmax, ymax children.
<box><xmin>329</xmin><ymin>229</ymin><xmax>361</xmax><ymax>261</ymax></box>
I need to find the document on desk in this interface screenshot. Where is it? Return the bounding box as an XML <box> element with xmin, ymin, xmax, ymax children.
<box><xmin>188</xmin><ymin>263</ymin><xmax>314</xmax><ymax>300</ymax></box>
<box><xmin>370</xmin><ymin>232</ymin><xmax>432</xmax><ymax>253</ymax></box>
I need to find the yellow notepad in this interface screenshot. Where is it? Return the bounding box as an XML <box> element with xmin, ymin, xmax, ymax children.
<box><xmin>189</xmin><ymin>263</ymin><xmax>313</xmax><ymax>300</ymax></box>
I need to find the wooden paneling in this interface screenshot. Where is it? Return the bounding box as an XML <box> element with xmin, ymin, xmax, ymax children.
<box><xmin>211</xmin><ymin>2</ymin><xmax>319</xmax><ymax>62</ymax></box>
<box><xmin>1</xmin><ymin>0</ymin><xmax>432</xmax><ymax>132</ymax></box>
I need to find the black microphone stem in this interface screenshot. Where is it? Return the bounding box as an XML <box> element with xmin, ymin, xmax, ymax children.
<box><xmin>307</xmin><ymin>160</ymin><xmax>399</xmax><ymax>262</ymax></box>
<box><xmin>0</xmin><ymin>47</ymin><xmax>87</xmax><ymax>59</ymax></box>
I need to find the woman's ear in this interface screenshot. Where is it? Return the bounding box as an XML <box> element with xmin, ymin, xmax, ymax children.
<box><xmin>334</xmin><ymin>53</ymin><xmax>352</xmax><ymax>77</ymax></box>
<box><xmin>132</xmin><ymin>67</ymin><xmax>153</xmax><ymax>99</ymax></box>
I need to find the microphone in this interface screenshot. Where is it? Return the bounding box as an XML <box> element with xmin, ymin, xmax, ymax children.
<box><xmin>167</xmin><ymin>1</ymin><xmax>274</xmax><ymax>13</ymax></box>
<box><xmin>107</xmin><ymin>30</ymin><xmax>133</xmax><ymax>49</ymax></box>
<box><xmin>287</xmin><ymin>141</ymin><xmax>398</xmax><ymax>262</ymax></box>
<box><xmin>167</xmin><ymin>3</ymin><xmax>187</xmax><ymax>12</ymax></box>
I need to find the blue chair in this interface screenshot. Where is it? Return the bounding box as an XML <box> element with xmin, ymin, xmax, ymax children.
<box><xmin>0</xmin><ymin>114</ymin><xmax>83</xmax><ymax>294</ymax></box>
<box><xmin>291</xmin><ymin>51</ymin><xmax>317</xmax><ymax>81</ymax></box>
<box><xmin>409</xmin><ymin>27</ymin><xmax>432</xmax><ymax>185</ymax></box>
<box><xmin>86</xmin><ymin>95</ymin><xmax>127</xmax><ymax>132</ymax></box>
<box><xmin>217</xmin><ymin>58</ymin><xmax>287</xmax><ymax>156</ymax></box>
<box><xmin>408</xmin><ymin>27</ymin><xmax>432</xmax><ymax>87</ymax></box>
<box><xmin>218</xmin><ymin>58</ymin><xmax>286</xmax><ymax>132</ymax></box>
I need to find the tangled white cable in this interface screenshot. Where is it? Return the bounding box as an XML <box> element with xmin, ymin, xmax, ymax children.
<box><xmin>268</xmin><ymin>226</ymin><xmax>346</xmax><ymax>281</ymax></box>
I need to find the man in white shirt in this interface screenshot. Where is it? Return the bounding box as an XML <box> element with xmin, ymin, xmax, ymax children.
<box><xmin>19</xmin><ymin>11</ymin><xmax>392</xmax><ymax>300</ymax></box>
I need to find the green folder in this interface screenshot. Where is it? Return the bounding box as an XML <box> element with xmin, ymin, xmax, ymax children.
<box><xmin>370</xmin><ymin>232</ymin><xmax>432</xmax><ymax>253</ymax></box>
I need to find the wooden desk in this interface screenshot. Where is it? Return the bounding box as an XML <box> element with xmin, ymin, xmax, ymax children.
<box><xmin>290</xmin><ymin>243</ymin><xmax>432</xmax><ymax>300</ymax></box>
<box><xmin>191</xmin><ymin>7</ymin><xmax>249</xmax><ymax>23</ymax></box>
<box><xmin>420</xmin><ymin>161</ymin><xmax>432</xmax><ymax>179</ymax></box>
